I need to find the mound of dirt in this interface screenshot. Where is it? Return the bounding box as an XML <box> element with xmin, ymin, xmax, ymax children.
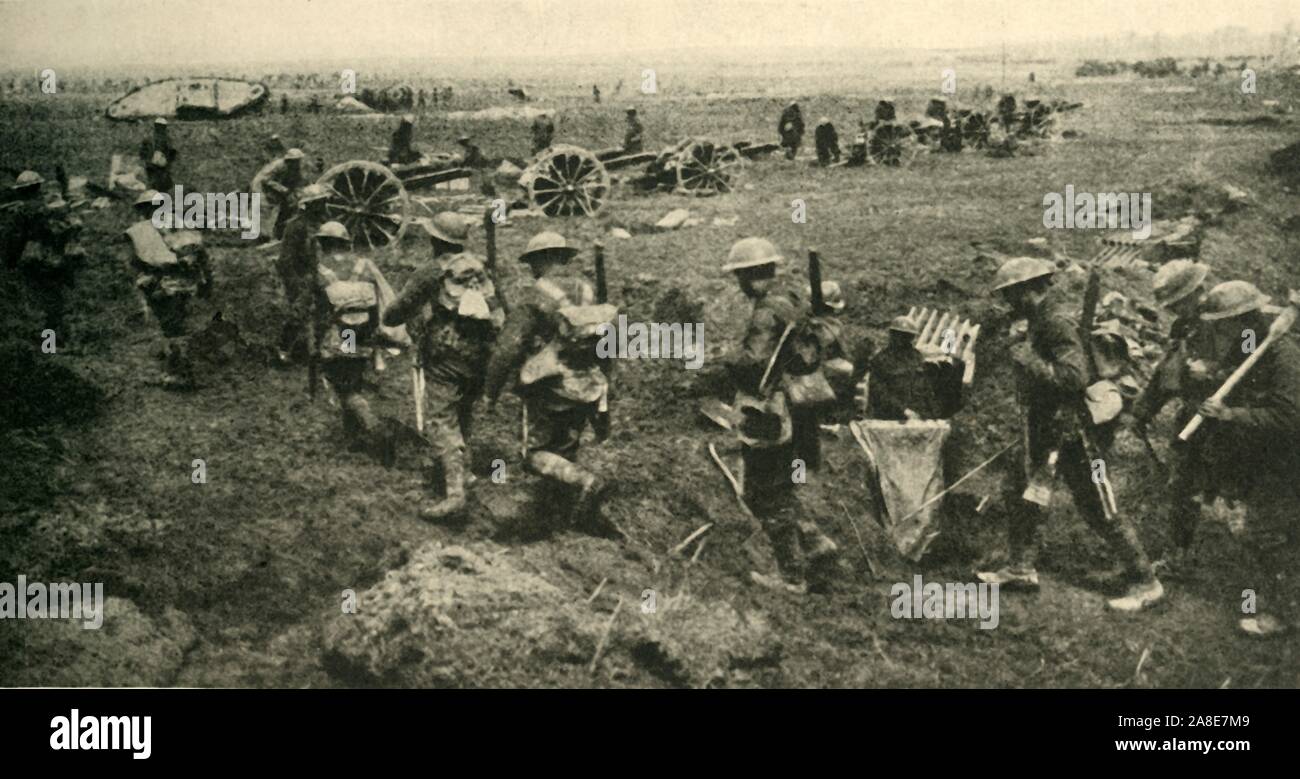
<box><xmin>320</xmin><ymin>543</ymin><xmax>603</xmax><ymax>687</ymax></box>
<box><xmin>617</xmin><ymin>595</ymin><xmax>780</xmax><ymax>687</ymax></box>
<box><xmin>0</xmin><ymin>597</ymin><xmax>196</xmax><ymax>686</ymax></box>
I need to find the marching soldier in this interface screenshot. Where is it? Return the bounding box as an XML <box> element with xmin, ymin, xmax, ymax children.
<box><xmin>778</xmin><ymin>101</ymin><xmax>804</xmax><ymax>160</ymax></box>
<box><xmin>275</xmin><ymin>183</ymin><xmax>331</xmax><ymax>363</ymax></box>
<box><xmin>263</xmin><ymin>148</ymin><xmax>307</xmax><ymax>240</ymax></box>
<box><xmin>976</xmin><ymin>257</ymin><xmax>1163</xmax><ymax>612</ymax></box>
<box><xmin>384</xmin><ymin>234</ymin><xmax>504</xmax><ymax>521</ymax></box>
<box><xmin>123</xmin><ymin>189</ymin><xmax>213</xmax><ymax>389</ymax></box>
<box><xmin>723</xmin><ymin>237</ymin><xmax>838</xmax><ymax>593</ymax></box>
<box><xmin>139</xmin><ymin>117</ymin><xmax>178</xmax><ymax>192</ymax></box>
<box><xmin>1186</xmin><ymin>281</ymin><xmax>1300</xmax><ymax>636</ymax></box>
<box><xmin>531</xmin><ymin>113</ymin><xmax>555</xmax><ymax>155</ymax></box>
<box><xmin>2</xmin><ymin>171</ymin><xmax>87</xmax><ymax>338</ymax></box>
<box><xmin>1129</xmin><ymin>260</ymin><xmax>1215</xmax><ymax>568</ymax></box>
<box><xmin>312</xmin><ymin>221</ymin><xmax>396</xmax><ymax>465</ymax></box>
<box><xmin>485</xmin><ymin>232</ymin><xmax>619</xmax><ymax>536</ymax></box>
<box><xmin>623</xmin><ymin>107</ymin><xmax>644</xmax><ymax>153</ymax></box>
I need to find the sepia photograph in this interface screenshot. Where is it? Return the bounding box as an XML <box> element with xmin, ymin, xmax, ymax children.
<box><xmin>1</xmin><ymin>0</ymin><xmax>1298</xmax><ymax>751</ymax></box>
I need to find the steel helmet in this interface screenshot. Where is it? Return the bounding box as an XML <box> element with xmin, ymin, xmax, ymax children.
<box><xmin>285</xmin><ymin>148</ymin><xmax>304</xmax><ymax>161</ymax></box>
<box><xmin>722</xmin><ymin>237</ymin><xmax>783</xmax><ymax>272</ymax></box>
<box><xmin>888</xmin><ymin>315</ymin><xmax>919</xmax><ymax>334</ymax></box>
<box><xmin>520</xmin><ymin>231</ymin><xmax>578</xmax><ymax>263</ymax></box>
<box><xmin>134</xmin><ymin>189</ymin><xmax>162</xmax><ymax>208</ymax></box>
<box><xmin>402</xmin><ymin>114</ymin><xmax>415</xmax><ymax>124</ymax></box>
<box><xmin>13</xmin><ymin>170</ymin><xmax>43</xmax><ymax>189</ymax></box>
<box><xmin>1199</xmin><ymin>280</ymin><xmax>1270</xmax><ymax>321</ymax></box>
<box><xmin>815</xmin><ymin>281</ymin><xmax>846</xmax><ymax>311</ymax></box>
<box><xmin>297</xmin><ymin>183</ymin><xmax>330</xmax><ymax>205</ymax></box>
<box><xmin>1152</xmin><ymin>260</ymin><xmax>1210</xmax><ymax>307</ymax></box>
<box><xmin>315</xmin><ymin>221</ymin><xmax>351</xmax><ymax>242</ymax></box>
<box><xmin>992</xmin><ymin>257</ymin><xmax>1055</xmax><ymax>293</ymax></box>
<box><xmin>424</xmin><ymin>212</ymin><xmax>469</xmax><ymax>244</ymax></box>
<box><xmin>154</xmin><ymin>117</ymin><xmax>168</xmax><ymax>126</ymax></box>
<box><xmin>457</xmin><ymin>134</ymin><xmax>471</xmax><ymax>144</ymax></box>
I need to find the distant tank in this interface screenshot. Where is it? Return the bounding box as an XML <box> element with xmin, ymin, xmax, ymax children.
<box><xmin>106</xmin><ymin>77</ymin><xmax>270</xmax><ymax>121</ymax></box>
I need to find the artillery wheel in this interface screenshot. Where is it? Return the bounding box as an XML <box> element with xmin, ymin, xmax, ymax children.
<box><xmin>315</xmin><ymin>161</ymin><xmax>411</xmax><ymax>251</ymax></box>
<box><xmin>674</xmin><ymin>139</ymin><xmax>743</xmax><ymax>196</ymax></box>
<box><xmin>524</xmin><ymin>144</ymin><xmax>610</xmax><ymax>217</ymax></box>
<box><xmin>867</xmin><ymin>123</ymin><xmax>919</xmax><ymax>168</ymax></box>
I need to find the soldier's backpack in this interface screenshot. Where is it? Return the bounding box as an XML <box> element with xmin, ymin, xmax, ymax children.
<box><xmin>125</xmin><ymin>221</ymin><xmax>202</xmax><ymax>294</ymax></box>
<box><xmin>322</xmin><ymin>279</ymin><xmax>379</xmax><ymax>354</ymax></box>
<box><xmin>519</xmin><ymin>298</ymin><xmax>616</xmax><ymax>404</ymax></box>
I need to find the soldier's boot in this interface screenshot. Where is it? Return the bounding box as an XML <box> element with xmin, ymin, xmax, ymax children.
<box><xmin>752</xmin><ymin>520</ymin><xmax>807</xmax><ymax>594</ymax></box>
<box><xmin>420</xmin><ymin>450</ymin><xmax>466</xmax><ymax>522</ymax></box>
<box><xmin>977</xmin><ymin>503</ymin><xmax>1041</xmax><ymax>590</ymax></box>
<box><xmin>526</xmin><ymin>451</ymin><xmax>614</xmax><ymax>535</ymax></box>
<box><xmin>162</xmin><ymin>340</ymin><xmax>195</xmax><ymax>391</ymax></box>
<box><xmin>1100</xmin><ymin>517</ymin><xmax>1164</xmax><ymax>612</ymax></box>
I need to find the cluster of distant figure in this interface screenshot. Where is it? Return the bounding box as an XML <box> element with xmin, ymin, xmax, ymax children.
<box><xmin>1075</xmin><ymin>58</ymin><xmax>1249</xmax><ymax>78</ymax></box>
<box><xmin>777</xmin><ymin>92</ymin><xmax>1080</xmax><ymax>168</ymax></box>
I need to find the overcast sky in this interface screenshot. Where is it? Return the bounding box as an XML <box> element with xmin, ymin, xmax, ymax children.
<box><xmin>1</xmin><ymin>0</ymin><xmax>1295</xmax><ymax>67</ymax></box>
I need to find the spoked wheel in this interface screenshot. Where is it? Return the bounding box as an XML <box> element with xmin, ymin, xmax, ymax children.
<box><xmin>316</xmin><ymin>161</ymin><xmax>411</xmax><ymax>251</ymax></box>
<box><xmin>868</xmin><ymin>124</ymin><xmax>918</xmax><ymax>168</ymax></box>
<box><xmin>961</xmin><ymin>113</ymin><xmax>991</xmax><ymax>149</ymax></box>
<box><xmin>525</xmin><ymin>144</ymin><xmax>610</xmax><ymax>217</ymax></box>
<box><xmin>674</xmin><ymin>139</ymin><xmax>743</xmax><ymax>196</ymax></box>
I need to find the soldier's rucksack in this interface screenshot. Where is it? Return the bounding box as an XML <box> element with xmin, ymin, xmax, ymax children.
<box><xmin>321</xmin><ymin>279</ymin><xmax>379</xmax><ymax>355</ymax></box>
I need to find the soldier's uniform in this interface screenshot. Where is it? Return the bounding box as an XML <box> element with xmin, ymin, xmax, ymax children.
<box><xmin>778</xmin><ymin>102</ymin><xmax>804</xmax><ymax>160</ymax></box>
<box><xmin>386</xmin><ymin>116</ymin><xmax>421</xmax><ymax>165</ymax></box>
<box><xmin>1186</xmin><ymin>282</ymin><xmax>1300</xmax><ymax>635</ymax></box>
<box><xmin>485</xmin><ymin>232</ymin><xmax>616</xmax><ymax>533</ymax></box>
<box><xmin>139</xmin><ymin>119</ymin><xmax>178</xmax><ymax>192</ymax></box>
<box><xmin>275</xmin><ymin>183</ymin><xmax>330</xmax><ymax>361</ymax></box>
<box><xmin>1131</xmin><ymin>260</ymin><xmax>1214</xmax><ymax>557</ymax></box>
<box><xmin>814</xmin><ymin>118</ymin><xmax>840</xmax><ymax>166</ymax></box>
<box><xmin>385</xmin><ymin>251</ymin><xmax>504</xmax><ymax>521</ymax></box>
<box><xmin>979</xmin><ymin>257</ymin><xmax>1161</xmax><ymax>611</ymax></box>
<box><xmin>263</xmin><ymin>149</ymin><xmax>306</xmax><ymax>240</ymax></box>
<box><xmin>531</xmin><ymin>114</ymin><xmax>555</xmax><ymax>155</ymax></box>
<box><xmin>623</xmin><ymin>108</ymin><xmax>644</xmax><ymax>153</ymax></box>
<box><xmin>723</xmin><ymin>238</ymin><xmax>838</xmax><ymax>592</ymax></box>
<box><xmin>312</xmin><ymin>221</ymin><xmax>392</xmax><ymax>463</ymax></box>
<box><xmin>123</xmin><ymin>192</ymin><xmax>213</xmax><ymax>388</ymax></box>
<box><xmin>2</xmin><ymin>172</ymin><xmax>87</xmax><ymax>335</ymax></box>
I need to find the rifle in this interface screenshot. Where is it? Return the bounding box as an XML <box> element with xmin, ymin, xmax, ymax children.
<box><xmin>807</xmin><ymin>249</ymin><xmax>826</xmax><ymax>315</ymax></box>
<box><xmin>483</xmin><ymin>203</ymin><xmax>508</xmax><ymax>314</ymax></box>
<box><xmin>307</xmin><ymin>290</ymin><xmax>319</xmax><ymax>400</ymax></box>
<box><xmin>594</xmin><ymin>242</ymin><xmax>608</xmax><ymax>304</ymax></box>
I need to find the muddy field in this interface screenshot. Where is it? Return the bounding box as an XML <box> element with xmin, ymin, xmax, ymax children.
<box><xmin>3</xmin><ymin>58</ymin><xmax>1299</xmax><ymax>687</ymax></box>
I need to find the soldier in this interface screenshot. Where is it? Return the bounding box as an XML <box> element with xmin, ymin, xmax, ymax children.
<box><xmin>531</xmin><ymin>113</ymin><xmax>555</xmax><ymax>155</ymax></box>
<box><xmin>275</xmin><ymin>183</ymin><xmax>331</xmax><ymax>364</ymax></box>
<box><xmin>1129</xmin><ymin>260</ymin><xmax>1214</xmax><ymax>568</ymax></box>
<box><xmin>866</xmin><ymin>315</ymin><xmax>963</xmax><ymax>421</ymax></box>
<box><xmin>263</xmin><ymin>148</ymin><xmax>306</xmax><ymax>240</ymax></box>
<box><xmin>312</xmin><ymin>221</ymin><xmax>396</xmax><ymax>465</ymax></box>
<box><xmin>778</xmin><ymin>101</ymin><xmax>804</xmax><ymax>160</ymax></box>
<box><xmin>138</xmin><ymin>117</ymin><xmax>178</xmax><ymax>192</ymax></box>
<box><xmin>122</xmin><ymin>190</ymin><xmax>213</xmax><ymax>389</ymax></box>
<box><xmin>384</xmin><ymin>241</ymin><xmax>504</xmax><ymax>521</ymax></box>
<box><xmin>386</xmin><ymin>115</ymin><xmax>422</xmax><ymax>165</ymax></box>
<box><xmin>623</xmin><ymin>107</ymin><xmax>644</xmax><ymax>154</ymax></box>
<box><xmin>1187</xmin><ymin>281</ymin><xmax>1300</xmax><ymax>636</ymax></box>
<box><xmin>976</xmin><ymin>257</ymin><xmax>1163</xmax><ymax>612</ymax></box>
<box><xmin>455</xmin><ymin>135</ymin><xmax>487</xmax><ymax>169</ymax></box>
<box><xmin>2</xmin><ymin>171</ymin><xmax>87</xmax><ymax>337</ymax></box>
<box><xmin>813</xmin><ymin>117</ymin><xmax>840</xmax><ymax>166</ymax></box>
<box><xmin>280</xmin><ymin>94</ymin><xmax>290</xmax><ymax>114</ymax></box>
<box><xmin>485</xmin><ymin>232</ymin><xmax>620</xmax><ymax>536</ymax></box>
<box><xmin>722</xmin><ymin>238</ymin><xmax>839</xmax><ymax>593</ymax></box>
<box><xmin>592</xmin><ymin>85</ymin><xmax>601</xmax><ymax>103</ymax></box>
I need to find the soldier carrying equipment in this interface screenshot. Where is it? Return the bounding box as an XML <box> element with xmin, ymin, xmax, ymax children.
<box><xmin>977</xmin><ymin>257</ymin><xmax>1164</xmax><ymax>612</ymax></box>
<box><xmin>276</xmin><ymin>182</ymin><xmax>331</xmax><ymax>365</ymax></box>
<box><xmin>485</xmin><ymin>232</ymin><xmax>621</xmax><ymax>537</ymax></box>
<box><xmin>3</xmin><ymin>170</ymin><xmax>87</xmax><ymax>338</ymax></box>
<box><xmin>122</xmin><ymin>189</ymin><xmax>213</xmax><ymax>389</ymax></box>
<box><xmin>778</xmin><ymin>101</ymin><xmax>805</xmax><ymax>160</ymax></box>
